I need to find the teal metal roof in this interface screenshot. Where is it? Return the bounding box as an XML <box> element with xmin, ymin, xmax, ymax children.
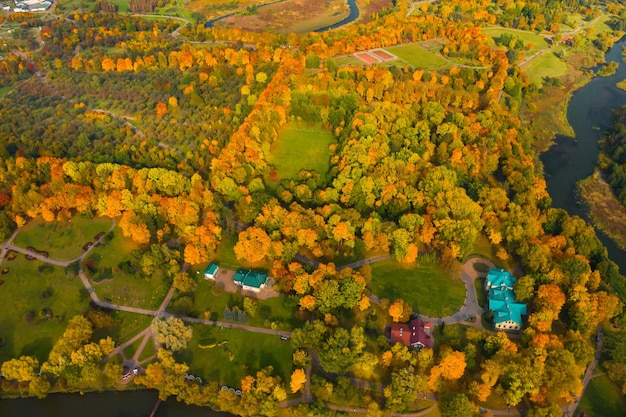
<box><xmin>486</xmin><ymin>268</ymin><xmax>516</xmax><ymax>290</ymax></box>
<box><xmin>234</xmin><ymin>269</ymin><xmax>268</xmax><ymax>289</ymax></box>
<box><xmin>204</xmin><ymin>263</ymin><xmax>219</xmax><ymax>275</ymax></box>
<box><xmin>487</xmin><ymin>269</ymin><xmax>526</xmax><ymax>326</ymax></box>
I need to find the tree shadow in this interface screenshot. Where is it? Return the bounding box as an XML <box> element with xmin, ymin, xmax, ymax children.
<box><xmin>20</xmin><ymin>337</ymin><xmax>52</xmax><ymax>361</ymax></box>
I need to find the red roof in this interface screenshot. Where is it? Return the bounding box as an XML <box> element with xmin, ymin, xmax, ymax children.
<box><xmin>390</xmin><ymin>318</ymin><xmax>432</xmax><ymax>349</ymax></box>
<box><xmin>390</xmin><ymin>323</ymin><xmax>411</xmax><ymax>347</ymax></box>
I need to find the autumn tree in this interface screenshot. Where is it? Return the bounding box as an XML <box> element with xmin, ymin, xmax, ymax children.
<box><xmin>1</xmin><ymin>356</ymin><xmax>39</xmax><ymax>382</ymax></box>
<box><xmin>290</xmin><ymin>368</ymin><xmax>307</xmax><ymax>393</ymax></box>
<box><xmin>388</xmin><ymin>299</ymin><xmax>412</xmax><ymax>323</ymax></box>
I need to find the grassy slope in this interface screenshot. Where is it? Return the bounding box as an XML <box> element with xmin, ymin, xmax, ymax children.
<box><xmin>14</xmin><ymin>216</ymin><xmax>111</xmax><ymax>261</ymax></box>
<box><xmin>269</xmin><ymin>122</ymin><xmax>335</xmax><ymax>181</ymax></box>
<box><xmin>0</xmin><ymin>254</ymin><xmax>87</xmax><ymax>362</ymax></box>
<box><xmin>369</xmin><ymin>259</ymin><xmax>465</xmax><ymax>317</ymax></box>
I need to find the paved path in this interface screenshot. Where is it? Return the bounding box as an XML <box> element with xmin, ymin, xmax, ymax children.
<box><xmin>338</xmin><ymin>254</ymin><xmax>392</xmax><ymax>270</ymax></box>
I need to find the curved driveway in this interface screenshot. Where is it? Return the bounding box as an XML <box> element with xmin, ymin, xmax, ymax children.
<box><xmin>419</xmin><ymin>258</ymin><xmax>493</xmax><ymax>327</ymax></box>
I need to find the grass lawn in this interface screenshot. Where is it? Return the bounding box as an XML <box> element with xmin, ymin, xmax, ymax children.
<box><xmin>522</xmin><ymin>50</ymin><xmax>568</xmax><ymax>86</ymax></box>
<box><xmin>84</xmin><ymin>228</ymin><xmax>169</xmax><ymax>310</ymax></box>
<box><xmin>268</xmin><ymin>122</ymin><xmax>335</xmax><ymax>181</ymax></box>
<box><xmin>333</xmin><ymin>55</ymin><xmax>366</xmax><ymax>67</ymax></box>
<box><xmin>108</xmin><ymin>0</ymin><xmax>129</xmax><ymax>12</ymax></box>
<box><xmin>0</xmin><ymin>84</ymin><xmax>12</xmax><ymax>99</ymax></box>
<box><xmin>13</xmin><ymin>215</ymin><xmax>112</xmax><ymax>261</ymax></box>
<box><xmin>386</xmin><ymin>44</ymin><xmax>450</xmax><ymax>70</ymax></box>
<box><xmin>482</xmin><ymin>27</ymin><xmax>549</xmax><ymax>53</ymax></box>
<box><xmin>214</xmin><ymin>233</ymin><xmax>240</xmax><ymax>270</ymax></box>
<box><xmin>590</xmin><ymin>15</ymin><xmax>614</xmax><ymax>35</ymax></box>
<box><xmin>577</xmin><ymin>374</ymin><xmax>626</xmax><ymax>417</ymax></box>
<box><xmin>0</xmin><ymin>254</ymin><xmax>87</xmax><ymax>362</ymax></box>
<box><xmin>95</xmin><ymin>310</ymin><xmax>152</xmax><ymax>345</ymax></box>
<box><xmin>123</xmin><ymin>337</ymin><xmax>143</xmax><ymax>359</ymax></box>
<box><xmin>474</xmin><ymin>277</ymin><xmax>486</xmax><ymax>308</ymax></box>
<box><xmin>183</xmin><ymin>279</ymin><xmax>302</xmax><ymax>330</ymax></box>
<box><xmin>138</xmin><ymin>338</ymin><xmax>156</xmax><ymax>361</ymax></box>
<box><xmin>369</xmin><ymin>259</ymin><xmax>465</xmax><ymax>317</ymax></box>
<box><xmin>178</xmin><ymin>325</ymin><xmax>294</xmax><ymax>387</ymax></box>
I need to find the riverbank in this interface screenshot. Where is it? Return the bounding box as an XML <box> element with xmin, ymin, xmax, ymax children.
<box><xmin>578</xmin><ymin>173</ymin><xmax>626</xmax><ymax>251</ymax></box>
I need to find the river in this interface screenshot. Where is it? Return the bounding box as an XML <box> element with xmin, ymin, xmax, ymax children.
<box><xmin>541</xmin><ymin>36</ymin><xmax>626</xmax><ymax>272</ymax></box>
<box><xmin>0</xmin><ymin>390</ymin><xmax>231</xmax><ymax>417</ymax></box>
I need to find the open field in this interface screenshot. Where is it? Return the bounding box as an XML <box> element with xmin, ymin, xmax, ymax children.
<box><xmin>13</xmin><ymin>216</ymin><xmax>112</xmax><ymax>261</ymax></box>
<box><xmin>0</xmin><ymin>254</ymin><xmax>87</xmax><ymax>362</ymax></box>
<box><xmin>369</xmin><ymin>258</ymin><xmax>465</xmax><ymax>317</ymax></box>
<box><xmin>177</xmin><ymin>324</ymin><xmax>294</xmax><ymax>387</ymax></box>
<box><xmin>216</xmin><ymin>0</ymin><xmax>350</xmax><ymax>33</ymax></box>
<box><xmin>268</xmin><ymin>122</ymin><xmax>335</xmax><ymax>181</ymax></box>
<box><xmin>522</xmin><ymin>49</ymin><xmax>568</xmax><ymax>86</ymax></box>
<box><xmin>95</xmin><ymin>310</ymin><xmax>153</xmax><ymax>345</ymax></box>
<box><xmin>483</xmin><ymin>27</ymin><xmax>550</xmax><ymax>53</ymax></box>
<box><xmin>577</xmin><ymin>374</ymin><xmax>626</xmax><ymax>417</ymax></box>
<box><xmin>386</xmin><ymin>44</ymin><xmax>450</xmax><ymax>70</ymax></box>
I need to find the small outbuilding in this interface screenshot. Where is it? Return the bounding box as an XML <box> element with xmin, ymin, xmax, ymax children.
<box><xmin>204</xmin><ymin>263</ymin><xmax>219</xmax><ymax>280</ymax></box>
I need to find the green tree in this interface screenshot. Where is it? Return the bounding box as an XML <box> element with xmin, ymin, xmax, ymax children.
<box><xmin>151</xmin><ymin>317</ymin><xmax>193</xmax><ymax>352</ymax></box>
<box><xmin>383</xmin><ymin>367</ymin><xmax>424</xmax><ymax>412</ymax></box>
<box><xmin>439</xmin><ymin>393</ymin><xmax>478</xmax><ymax>417</ymax></box>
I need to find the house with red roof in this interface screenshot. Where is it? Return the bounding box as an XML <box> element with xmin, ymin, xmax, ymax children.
<box><xmin>390</xmin><ymin>317</ymin><xmax>433</xmax><ymax>350</ymax></box>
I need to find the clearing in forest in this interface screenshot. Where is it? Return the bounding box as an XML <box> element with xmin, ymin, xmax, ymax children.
<box><xmin>13</xmin><ymin>215</ymin><xmax>112</xmax><ymax>261</ymax></box>
<box><xmin>482</xmin><ymin>27</ymin><xmax>550</xmax><ymax>53</ymax></box>
<box><xmin>521</xmin><ymin>48</ymin><xmax>568</xmax><ymax>85</ymax></box>
<box><xmin>268</xmin><ymin>122</ymin><xmax>335</xmax><ymax>181</ymax></box>
<box><xmin>386</xmin><ymin>43</ymin><xmax>450</xmax><ymax>70</ymax></box>
<box><xmin>369</xmin><ymin>258</ymin><xmax>465</xmax><ymax>318</ymax></box>
<box><xmin>83</xmin><ymin>227</ymin><xmax>169</xmax><ymax>310</ymax></box>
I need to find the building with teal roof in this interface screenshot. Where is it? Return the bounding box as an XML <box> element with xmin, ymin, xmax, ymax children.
<box><xmin>485</xmin><ymin>268</ymin><xmax>527</xmax><ymax>331</ymax></box>
<box><xmin>234</xmin><ymin>269</ymin><xmax>269</xmax><ymax>292</ymax></box>
<box><xmin>204</xmin><ymin>263</ymin><xmax>219</xmax><ymax>280</ymax></box>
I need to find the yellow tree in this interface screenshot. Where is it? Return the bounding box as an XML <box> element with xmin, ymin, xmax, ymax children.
<box><xmin>290</xmin><ymin>368</ymin><xmax>307</xmax><ymax>393</ymax></box>
<box><xmin>234</xmin><ymin>227</ymin><xmax>272</xmax><ymax>264</ymax></box>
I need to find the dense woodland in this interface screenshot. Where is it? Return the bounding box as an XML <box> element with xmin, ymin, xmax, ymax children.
<box><xmin>0</xmin><ymin>0</ymin><xmax>626</xmax><ymax>416</ymax></box>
